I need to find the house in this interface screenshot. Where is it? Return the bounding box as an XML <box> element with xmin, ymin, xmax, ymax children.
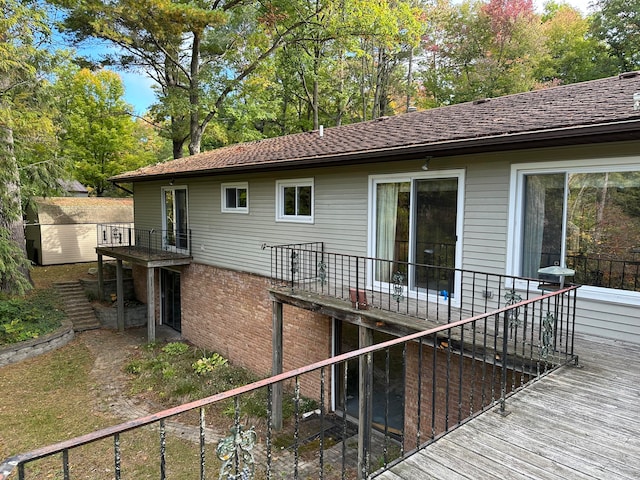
<box><xmin>57</xmin><ymin>179</ymin><xmax>89</xmax><ymax>197</ymax></box>
<box><xmin>25</xmin><ymin>197</ymin><xmax>133</xmax><ymax>265</ymax></box>
<box><xmin>100</xmin><ymin>72</ymin><xmax>640</xmax><ymax>442</ymax></box>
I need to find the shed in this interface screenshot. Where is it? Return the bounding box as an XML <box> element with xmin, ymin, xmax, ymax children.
<box><xmin>25</xmin><ymin>197</ymin><xmax>133</xmax><ymax>265</ymax></box>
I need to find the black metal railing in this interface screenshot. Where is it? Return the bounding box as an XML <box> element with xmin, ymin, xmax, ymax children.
<box><xmin>97</xmin><ymin>224</ymin><xmax>192</xmax><ymax>257</ymax></box>
<box><xmin>0</xmin><ymin>286</ymin><xmax>579</xmax><ymax>480</ymax></box>
<box><xmin>268</xmin><ymin>242</ymin><xmax>546</xmax><ymax>324</ymax></box>
<box><xmin>540</xmin><ymin>252</ymin><xmax>640</xmax><ymax>291</ymax></box>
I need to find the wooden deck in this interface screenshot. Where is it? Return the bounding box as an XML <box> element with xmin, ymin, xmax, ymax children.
<box><xmin>376</xmin><ymin>334</ymin><xmax>640</xmax><ymax>479</ymax></box>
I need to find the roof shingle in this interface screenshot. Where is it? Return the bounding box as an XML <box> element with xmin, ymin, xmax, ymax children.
<box><xmin>113</xmin><ymin>73</ymin><xmax>640</xmax><ymax>182</ymax></box>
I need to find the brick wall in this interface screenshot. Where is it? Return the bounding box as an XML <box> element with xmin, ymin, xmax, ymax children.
<box><xmin>180</xmin><ymin>264</ymin><xmax>333</xmax><ymax>402</ymax></box>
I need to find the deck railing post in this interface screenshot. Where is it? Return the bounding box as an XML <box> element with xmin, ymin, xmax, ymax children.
<box><xmin>355</xmin><ymin>257</ymin><xmax>360</xmax><ymax>307</ymax></box>
<box><xmin>358</xmin><ymin>326</ymin><xmax>373</xmax><ymax>479</ymax></box>
<box><xmin>500</xmin><ymin>309</ymin><xmax>509</xmax><ymax>415</ymax></box>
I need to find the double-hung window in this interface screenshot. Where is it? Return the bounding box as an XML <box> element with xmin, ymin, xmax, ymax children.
<box><xmin>276</xmin><ymin>178</ymin><xmax>314</xmax><ymax>223</ymax></box>
<box><xmin>221</xmin><ymin>182</ymin><xmax>248</xmax><ymax>213</ymax></box>
<box><xmin>510</xmin><ymin>162</ymin><xmax>640</xmax><ymax>300</ymax></box>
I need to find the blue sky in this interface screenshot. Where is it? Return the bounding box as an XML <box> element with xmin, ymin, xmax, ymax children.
<box><xmin>119</xmin><ymin>71</ymin><xmax>157</xmax><ymax>116</ymax></box>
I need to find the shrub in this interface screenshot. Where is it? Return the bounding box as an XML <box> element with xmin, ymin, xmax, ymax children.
<box><xmin>162</xmin><ymin>342</ymin><xmax>189</xmax><ymax>356</ymax></box>
<box><xmin>0</xmin><ymin>289</ymin><xmax>65</xmax><ymax>345</ymax></box>
<box><xmin>192</xmin><ymin>353</ymin><xmax>228</xmax><ymax>375</ymax></box>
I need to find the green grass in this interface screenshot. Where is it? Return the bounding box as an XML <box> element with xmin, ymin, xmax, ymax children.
<box><xmin>0</xmin><ymin>340</ymin><xmax>221</xmax><ymax>479</ymax></box>
<box><xmin>0</xmin><ymin>289</ymin><xmax>65</xmax><ymax>345</ymax></box>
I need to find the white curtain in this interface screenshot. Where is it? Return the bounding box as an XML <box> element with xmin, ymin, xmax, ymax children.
<box><xmin>376</xmin><ymin>183</ymin><xmax>400</xmax><ymax>282</ymax></box>
<box><xmin>522</xmin><ymin>176</ymin><xmax>545</xmax><ymax>277</ymax></box>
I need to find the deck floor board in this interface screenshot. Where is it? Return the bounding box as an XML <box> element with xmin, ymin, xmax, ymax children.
<box><xmin>376</xmin><ymin>335</ymin><xmax>640</xmax><ymax>479</ymax></box>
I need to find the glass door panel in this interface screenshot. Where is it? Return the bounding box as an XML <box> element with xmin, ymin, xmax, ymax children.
<box><xmin>163</xmin><ymin>187</ymin><xmax>188</xmax><ymax>252</ymax></box>
<box><xmin>374</xmin><ymin>182</ymin><xmax>410</xmax><ymax>285</ymax></box>
<box><xmin>413</xmin><ymin>178</ymin><xmax>458</xmax><ymax>294</ymax></box>
<box><xmin>335</xmin><ymin>322</ymin><xmax>404</xmax><ymax>435</ymax></box>
<box><xmin>161</xmin><ymin>269</ymin><xmax>181</xmax><ymax>332</ymax></box>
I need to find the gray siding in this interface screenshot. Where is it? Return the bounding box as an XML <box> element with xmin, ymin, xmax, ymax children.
<box><xmin>130</xmin><ymin>142</ymin><xmax>640</xmax><ymax>343</ymax></box>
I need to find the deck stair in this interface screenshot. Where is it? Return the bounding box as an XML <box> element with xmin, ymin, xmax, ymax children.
<box><xmin>53</xmin><ymin>281</ymin><xmax>101</xmax><ymax>332</ymax></box>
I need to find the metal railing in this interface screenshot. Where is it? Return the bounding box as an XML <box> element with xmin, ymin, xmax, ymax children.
<box><xmin>0</xmin><ymin>286</ymin><xmax>578</xmax><ymax>480</ymax></box>
<box><xmin>540</xmin><ymin>252</ymin><xmax>640</xmax><ymax>291</ymax></box>
<box><xmin>97</xmin><ymin>224</ymin><xmax>192</xmax><ymax>257</ymax></box>
<box><xmin>267</xmin><ymin>242</ymin><xmax>547</xmax><ymax>324</ymax></box>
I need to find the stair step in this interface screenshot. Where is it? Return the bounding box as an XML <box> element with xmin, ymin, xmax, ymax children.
<box><xmin>53</xmin><ymin>281</ymin><xmax>101</xmax><ymax>332</ymax></box>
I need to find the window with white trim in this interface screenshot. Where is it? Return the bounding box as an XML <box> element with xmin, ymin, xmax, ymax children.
<box><xmin>221</xmin><ymin>182</ymin><xmax>248</xmax><ymax>213</ymax></box>
<box><xmin>510</xmin><ymin>163</ymin><xmax>640</xmax><ymax>296</ymax></box>
<box><xmin>276</xmin><ymin>178</ymin><xmax>314</xmax><ymax>223</ymax></box>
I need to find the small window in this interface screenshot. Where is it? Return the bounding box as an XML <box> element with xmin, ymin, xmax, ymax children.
<box><xmin>276</xmin><ymin>178</ymin><xmax>314</xmax><ymax>223</ymax></box>
<box><xmin>221</xmin><ymin>182</ymin><xmax>248</xmax><ymax>213</ymax></box>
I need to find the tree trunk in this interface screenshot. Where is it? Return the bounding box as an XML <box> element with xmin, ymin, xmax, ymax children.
<box><xmin>0</xmin><ymin>123</ymin><xmax>32</xmax><ymax>293</ymax></box>
<box><xmin>188</xmin><ymin>31</ymin><xmax>202</xmax><ymax>156</ymax></box>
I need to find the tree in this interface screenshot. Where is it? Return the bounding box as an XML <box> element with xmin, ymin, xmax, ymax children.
<box><xmin>56</xmin><ymin>68</ymin><xmax>161</xmax><ymax>196</ymax></box>
<box><xmin>536</xmin><ymin>2</ymin><xmax>616</xmax><ymax>84</ymax></box>
<box><xmin>0</xmin><ymin>0</ymin><xmax>59</xmax><ymax>293</ymax></box>
<box><xmin>53</xmin><ymin>0</ymin><xmax>317</xmax><ymax>158</ymax></box>
<box><xmin>592</xmin><ymin>0</ymin><xmax>640</xmax><ymax>71</ymax></box>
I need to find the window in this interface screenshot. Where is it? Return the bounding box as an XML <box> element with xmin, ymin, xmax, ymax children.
<box><xmin>276</xmin><ymin>178</ymin><xmax>314</xmax><ymax>223</ymax></box>
<box><xmin>511</xmin><ymin>164</ymin><xmax>640</xmax><ymax>296</ymax></box>
<box><xmin>369</xmin><ymin>170</ymin><xmax>464</xmax><ymax>300</ymax></box>
<box><xmin>221</xmin><ymin>182</ymin><xmax>248</xmax><ymax>213</ymax></box>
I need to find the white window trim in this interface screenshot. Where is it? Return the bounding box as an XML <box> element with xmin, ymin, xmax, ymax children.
<box><xmin>221</xmin><ymin>182</ymin><xmax>249</xmax><ymax>214</ymax></box>
<box><xmin>366</xmin><ymin>169</ymin><xmax>466</xmax><ymax>306</ymax></box>
<box><xmin>275</xmin><ymin>178</ymin><xmax>314</xmax><ymax>224</ymax></box>
<box><xmin>507</xmin><ymin>157</ymin><xmax>640</xmax><ymax>306</ymax></box>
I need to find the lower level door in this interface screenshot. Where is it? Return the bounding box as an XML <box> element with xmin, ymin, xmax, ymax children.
<box><xmin>161</xmin><ymin>269</ymin><xmax>181</xmax><ymax>332</ymax></box>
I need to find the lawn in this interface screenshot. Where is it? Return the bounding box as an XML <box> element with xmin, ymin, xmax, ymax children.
<box><xmin>0</xmin><ymin>265</ymin><xmax>221</xmax><ymax>479</ymax></box>
<box><xmin>0</xmin><ymin>340</ymin><xmax>219</xmax><ymax>479</ymax></box>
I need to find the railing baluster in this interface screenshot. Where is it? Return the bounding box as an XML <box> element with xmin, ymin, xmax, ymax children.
<box><xmin>319</xmin><ymin>367</ymin><xmax>325</xmax><ymax>480</ymax></box>
<box><xmin>431</xmin><ymin>334</ymin><xmax>437</xmax><ymax>441</ymax></box>
<box><xmin>294</xmin><ymin>377</ymin><xmax>300</xmax><ymax>479</ymax></box>
<box><xmin>62</xmin><ymin>449</ymin><xmax>69</xmax><ymax>480</ymax></box>
<box><xmin>199</xmin><ymin>407</ymin><xmax>205</xmax><ymax>480</ymax></box>
<box><xmin>341</xmin><ymin>360</ymin><xmax>348</xmax><ymax>480</ymax></box>
<box><xmin>266</xmin><ymin>384</ymin><xmax>273</xmax><ymax>480</ymax></box>
<box><xmin>159</xmin><ymin>420</ymin><xmax>166</xmax><ymax>480</ymax></box>
<box><xmin>114</xmin><ymin>433</ymin><xmax>121</xmax><ymax>480</ymax></box>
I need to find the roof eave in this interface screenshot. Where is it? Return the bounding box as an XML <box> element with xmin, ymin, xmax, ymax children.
<box><xmin>111</xmin><ymin>119</ymin><xmax>640</xmax><ymax>183</ymax></box>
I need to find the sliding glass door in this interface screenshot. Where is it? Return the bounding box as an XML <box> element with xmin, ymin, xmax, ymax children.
<box><xmin>371</xmin><ymin>171</ymin><xmax>463</xmax><ymax>297</ymax></box>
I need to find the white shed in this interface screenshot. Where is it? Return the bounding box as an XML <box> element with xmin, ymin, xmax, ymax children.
<box><xmin>25</xmin><ymin>197</ymin><xmax>133</xmax><ymax>265</ymax></box>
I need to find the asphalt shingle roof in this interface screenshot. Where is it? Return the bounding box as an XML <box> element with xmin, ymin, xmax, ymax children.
<box><xmin>113</xmin><ymin>73</ymin><xmax>640</xmax><ymax>182</ymax></box>
<box><xmin>33</xmin><ymin>197</ymin><xmax>134</xmax><ymax>225</ymax></box>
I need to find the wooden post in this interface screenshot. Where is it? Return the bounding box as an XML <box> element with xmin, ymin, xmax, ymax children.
<box><xmin>358</xmin><ymin>326</ymin><xmax>374</xmax><ymax>479</ymax></box>
<box><xmin>116</xmin><ymin>259</ymin><xmax>124</xmax><ymax>332</ymax></box>
<box><xmin>272</xmin><ymin>300</ymin><xmax>283</xmax><ymax>430</ymax></box>
<box><xmin>97</xmin><ymin>254</ymin><xmax>104</xmax><ymax>302</ymax></box>
<box><xmin>147</xmin><ymin>267</ymin><xmax>156</xmax><ymax>343</ymax></box>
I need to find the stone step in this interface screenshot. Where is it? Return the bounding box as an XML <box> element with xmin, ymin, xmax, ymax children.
<box><xmin>53</xmin><ymin>281</ymin><xmax>101</xmax><ymax>331</ymax></box>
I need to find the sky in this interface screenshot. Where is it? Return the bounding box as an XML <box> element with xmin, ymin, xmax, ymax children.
<box><xmin>111</xmin><ymin>0</ymin><xmax>597</xmax><ymax>115</ymax></box>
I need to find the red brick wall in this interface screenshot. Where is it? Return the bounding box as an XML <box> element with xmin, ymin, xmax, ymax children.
<box><xmin>180</xmin><ymin>263</ymin><xmax>333</xmax><ymax>400</ymax></box>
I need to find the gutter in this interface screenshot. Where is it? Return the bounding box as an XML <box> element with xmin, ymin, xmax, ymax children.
<box><xmin>111</xmin><ymin>118</ymin><xmax>640</xmax><ymax>183</ymax></box>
